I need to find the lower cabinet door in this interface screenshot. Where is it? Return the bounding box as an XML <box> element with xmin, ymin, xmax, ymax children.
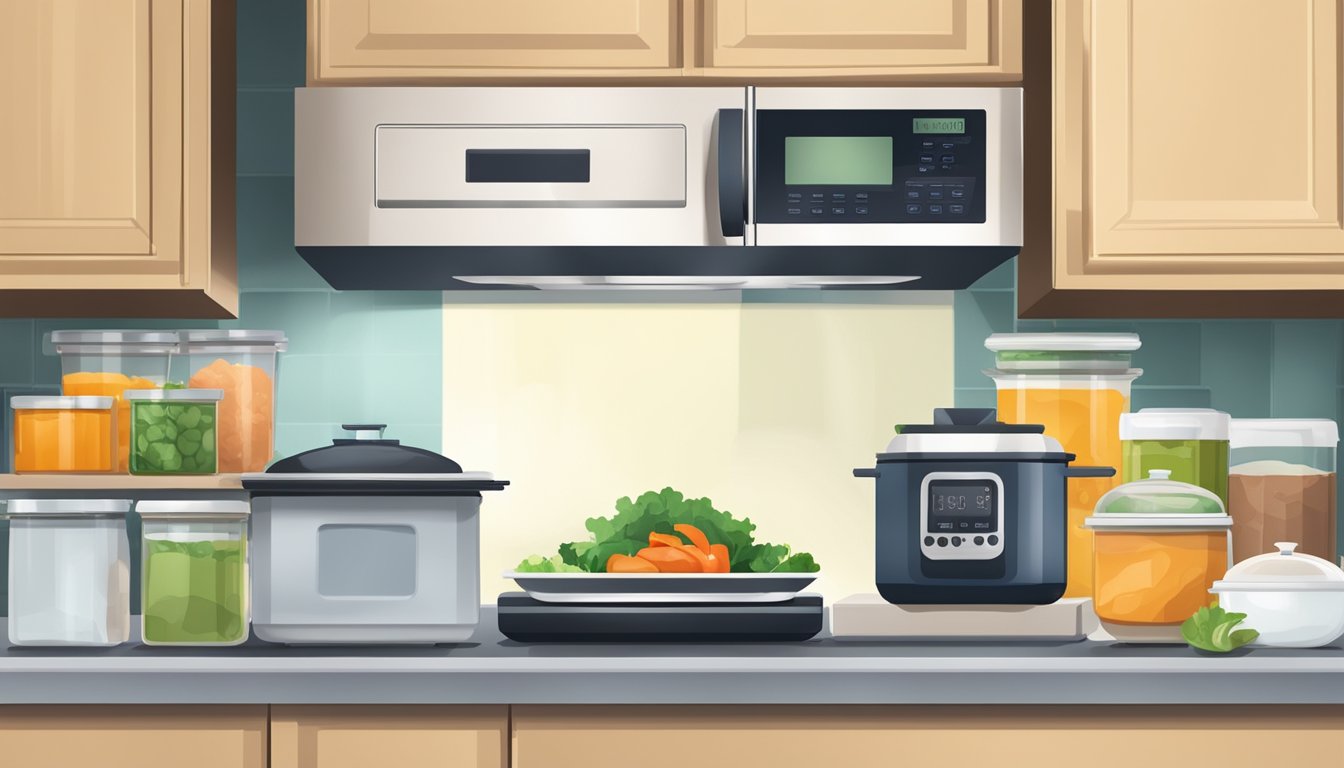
<box><xmin>270</xmin><ymin>706</ymin><xmax>507</xmax><ymax>768</ymax></box>
<box><xmin>512</xmin><ymin>705</ymin><xmax>1344</xmax><ymax>768</ymax></box>
<box><xmin>0</xmin><ymin>706</ymin><xmax>267</xmax><ymax>768</ymax></box>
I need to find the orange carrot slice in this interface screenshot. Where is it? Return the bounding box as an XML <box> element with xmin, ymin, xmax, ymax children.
<box><xmin>674</xmin><ymin>524</ymin><xmax>712</xmax><ymax>555</ymax></box>
<box><xmin>607</xmin><ymin>554</ymin><xmax>658</xmax><ymax>573</ymax></box>
<box><xmin>709</xmin><ymin>544</ymin><xmax>731</xmax><ymax>573</ymax></box>
<box><xmin>634</xmin><ymin>546</ymin><xmax>702</xmax><ymax>573</ymax></box>
<box><xmin>677</xmin><ymin>545</ymin><xmax>714</xmax><ymax>572</ymax></box>
<box><xmin>648</xmin><ymin>532</ymin><xmax>683</xmax><ymax>548</ymax></box>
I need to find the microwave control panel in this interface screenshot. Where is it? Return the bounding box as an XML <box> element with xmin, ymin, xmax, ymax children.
<box><xmin>755</xmin><ymin>109</ymin><xmax>987</xmax><ymax>224</ymax></box>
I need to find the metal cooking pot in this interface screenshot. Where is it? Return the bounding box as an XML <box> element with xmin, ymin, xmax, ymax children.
<box><xmin>854</xmin><ymin>408</ymin><xmax>1113</xmax><ymax>605</ymax></box>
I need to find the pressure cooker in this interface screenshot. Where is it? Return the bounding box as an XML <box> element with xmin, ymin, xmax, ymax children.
<box><xmin>854</xmin><ymin>408</ymin><xmax>1113</xmax><ymax>605</ymax></box>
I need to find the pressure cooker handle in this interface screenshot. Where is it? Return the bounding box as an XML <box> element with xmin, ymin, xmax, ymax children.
<box><xmin>853</xmin><ymin>468</ymin><xmax>880</xmax><ymax>479</ymax></box>
<box><xmin>1064</xmin><ymin>465</ymin><xmax>1116</xmax><ymax>479</ymax></box>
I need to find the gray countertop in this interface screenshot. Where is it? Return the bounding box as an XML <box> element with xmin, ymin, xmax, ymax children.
<box><xmin>3</xmin><ymin>608</ymin><xmax>1344</xmax><ymax>705</ymax></box>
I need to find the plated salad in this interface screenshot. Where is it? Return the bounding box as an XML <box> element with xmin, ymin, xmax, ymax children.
<box><xmin>516</xmin><ymin>487</ymin><xmax>820</xmax><ymax>574</ymax></box>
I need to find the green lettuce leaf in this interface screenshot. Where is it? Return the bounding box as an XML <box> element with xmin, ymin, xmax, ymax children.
<box><xmin>1181</xmin><ymin>603</ymin><xmax>1258</xmax><ymax>653</ymax></box>
<box><xmin>513</xmin><ymin>554</ymin><xmax>584</xmax><ymax>573</ymax></box>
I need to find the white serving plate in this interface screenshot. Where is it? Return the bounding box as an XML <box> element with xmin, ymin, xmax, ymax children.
<box><xmin>502</xmin><ymin>571</ymin><xmax>820</xmax><ymax>604</ymax></box>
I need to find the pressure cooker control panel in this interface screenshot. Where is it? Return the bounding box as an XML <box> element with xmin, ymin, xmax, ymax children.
<box><xmin>919</xmin><ymin>473</ymin><xmax>1004</xmax><ymax>562</ymax></box>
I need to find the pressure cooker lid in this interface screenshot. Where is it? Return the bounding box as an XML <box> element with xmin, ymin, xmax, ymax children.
<box><xmin>1212</xmin><ymin>542</ymin><xmax>1344</xmax><ymax>592</ymax></box>
<box><xmin>241</xmin><ymin>424</ymin><xmax>508</xmax><ymax>496</ymax></box>
<box><xmin>881</xmin><ymin>408</ymin><xmax>1067</xmax><ymax>458</ymax></box>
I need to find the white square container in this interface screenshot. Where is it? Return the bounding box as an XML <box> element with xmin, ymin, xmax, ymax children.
<box><xmin>5</xmin><ymin>499</ymin><xmax>132</xmax><ymax>646</ymax></box>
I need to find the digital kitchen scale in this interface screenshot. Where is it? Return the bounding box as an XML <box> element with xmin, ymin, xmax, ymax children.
<box><xmin>496</xmin><ymin>593</ymin><xmax>824</xmax><ymax>643</ymax></box>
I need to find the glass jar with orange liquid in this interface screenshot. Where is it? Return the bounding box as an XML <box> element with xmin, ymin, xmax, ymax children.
<box><xmin>984</xmin><ymin>333</ymin><xmax>1142</xmax><ymax>598</ymax></box>
<box><xmin>48</xmin><ymin>331</ymin><xmax>177</xmax><ymax>473</ymax></box>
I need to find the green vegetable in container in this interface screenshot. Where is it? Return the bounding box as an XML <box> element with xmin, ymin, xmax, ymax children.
<box><xmin>130</xmin><ymin>394</ymin><xmax>219</xmax><ymax>475</ymax></box>
<box><xmin>142</xmin><ymin>537</ymin><xmax>246</xmax><ymax>644</ymax></box>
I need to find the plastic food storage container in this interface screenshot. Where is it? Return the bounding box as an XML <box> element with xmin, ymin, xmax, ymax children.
<box><xmin>1084</xmin><ymin>470</ymin><xmax>1232</xmax><ymax>643</ymax></box>
<box><xmin>137</xmin><ymin>500</ymin><xmax>250</xmax><ymax>646</ymax></box>
<box><xmin>181</xmin><ymin>330</ymin><xmax>287</xmax><ymax>473</ymax></box>
<box><xmin>1228</xmin><ymin>419</ymin><xmax>1338</xmax><ymax>564</ymax></box>
<box><xmin>1210</xmin><ymin>542</ymin><xmax>1344</xmax><ymax>648</ymax></box>
<box><xmin>1120</xmin><ymin>408</ymin><xmax>1230</xmax><ymax>506</ymax></box>
<box><xmin>49</xmin><ymin>330</ymin><xmax>177</xmax><ymax>473</ymax></box>
<box><xmin>4</xmin><ymin>498</ymin><xmax>132</xmax><ymax>646</ymax></box>
<box><xmin>126</xmin><ymin>389</ymin><xmax>223</xmax><ymax>475</ymax></box>
<box><xmin>984</xmin><ymin>332</ymin><xmax>1142</xmax><ymax>598</ymax></box>
<box><xmin>10</xmin><ymin>395</ymin><xmax>116</xmax><ymax>473</ymax></box>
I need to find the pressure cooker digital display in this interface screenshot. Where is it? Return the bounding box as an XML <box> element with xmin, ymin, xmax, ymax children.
<box><xmin>929</xmin><ymin>480</ymin><xmax>994</xmax><ymax>518</ymax></box>
<box><xmin>919</xmin><ymin>473</ymin><xmax>1005</xmax><ymax>562</ymax></box>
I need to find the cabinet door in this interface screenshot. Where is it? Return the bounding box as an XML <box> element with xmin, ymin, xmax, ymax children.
<box><xmin>308</xmin><ymin>0</ymin><xmax>681</xmax><ymax>83</ymax></box>
<box><xmin>270</xmin><ymin>706</ymin><xmax>507</xmax><ymax>768</ymax></box>
<box><xmin>702</xmin><ymin>0</ymin><xmax>1021</xmax><ymax>79</ymax></box>
<box><xmin>512</xmin><ymin>705</ymin><xmax>1344</xmax><ymax>768</ymax></box>
<box><xmin>0</xmin><ymin>0</ymin><xmax>236</xmax><ymax>318</ymax></box>
<box><xmin>0</xmin><ymin>706</ymin><xmax>266</xmax><ymax>768</ymax></box>
<box><xmin>1025</xmin><ymin>0</ymin><xmax>1344</xmax><ymax>316</ymax></box>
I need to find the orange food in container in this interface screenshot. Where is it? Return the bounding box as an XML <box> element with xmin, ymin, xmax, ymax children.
<box><xmin>182</xmin><ymin>330</ymin><xmax>287</xmax><ymax>473</ymax></box>
<box><xmin>11</xmin><ymin>396</ymin><xmax>117</xmax><ymax>473</ymax></box>
<box><xmin>1084</xmin><ymin>469</ymin><xmax>1232</xmax><ymax>643</ymax></box>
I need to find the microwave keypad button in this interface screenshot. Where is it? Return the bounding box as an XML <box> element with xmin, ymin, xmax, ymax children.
<box><xmin>940</xmin><ymin>155</ymin><xmax>955</xmax><ymax>164</ymax></box>
<box><xmin>855</xmin><ymin>206</ymin><xmax>869</xmax><ymax>215</ymax></box>
<box><xmin>905</xmin><ymin>203</ymin><xmax>922</xmax><ymax>214</ymax></box>
<box><xmin>949</xmin><ymin>204</ymin><xmax>965</xmax><ymax>214</ymax></box>
<box><xmin>950</xmin><ymin>187</ymin><xmax>966</xmax><ymax>198</ymax></box>
<box><xmin>921</xmin><ymin>140</ymin><xmax>936</xmax><ymax>149</ymax></box>
<box><xmin>831</xmin><ymin>192</ymin><xmax>846</xmax><ymax>201</ymax></box>
<box><xmin>810</xmin><ymin>207</ymin><xmax>825</xmax><ymax>215</ymax></box>
<box><xmin>928</xmin><ymin>189</ymin><xmax>944</xmax><ymax>200</ymax></box>
<box><xmin>832</xmin><ymin>207</ymin><xmax>846</xmax><ymax>215</ymax></box>
<box><xmin>855</xmin><ymin>192</ymin><xmax>869</xmax><ymax>200</ymax></box>
<box><xmin>941</xmin><ymin>142</ymin><xmax>957</xmax><ymax>151</ymax></box>
<box><xmin>787</xmin><ymin>193</ymin><xmax>802</xmax><ymax>202</ymax></box>
<box><xmin>928</xmin><ymin>204</ymin><xmax>943</xmax><ymax>214</ymax></box>
<box><xmin>787</xmin><ymin>207</ymin><xmax>802</xmax><ymax>216</ymax></box>
<box><xmin>919</xmin><ymin>154</ymin><xmax>934</xmax><ymax>164</ymax></box>
<box><xmin>811</xmin><ymin>192</ymin><xmax>825</xmax><ymax>200</ymax></box>
<box><xmin>906</xmin><ymin>189</ymin><xmax>921</xmax><ymax>199</ymax></box>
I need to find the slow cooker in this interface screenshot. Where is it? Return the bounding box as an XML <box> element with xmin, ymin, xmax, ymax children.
<box><xmin>854</xmin><ymin>408</ymin><xmax>1113</xmax><ymax>605</ymax></box>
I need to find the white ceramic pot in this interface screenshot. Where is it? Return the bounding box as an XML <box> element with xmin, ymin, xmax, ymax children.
<box><xmin>1210</xmin><ymin>542</ymin><xmax>1344</xmax><ymax>648</ymax></box>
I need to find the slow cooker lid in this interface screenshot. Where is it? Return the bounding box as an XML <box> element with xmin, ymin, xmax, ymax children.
<box><xmin>1211</xmin><ymin>542</ymin><xmax>1344</xmax><ymax>592</ymax></box>
<box><xmin>882</xmin><ymin>408</ymin><xmax>1066</xmax><ymax>456</ymax></box>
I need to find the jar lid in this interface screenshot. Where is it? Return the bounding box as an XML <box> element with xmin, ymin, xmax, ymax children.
<box><xmin>182</xmin><ymin>329</ymin><xmax>288</xmax><ymax>351</ymax></box>
<box><xmin>48</xmin><ymin>330</ymin><xmax>178</xmax><ymax>346</ymax></box>
<box><xmin>3</xmin><ymin>499</ymin><xmax>131</xmax><ymax>518</ymax></box>
<box><xmin>1230</xmin><ymin>419</ymin><xmax>1339</xmax><ymax>449</ymax></box>
<box><xmin>1084</xmin><ymin>469</ymin><xmax>1230</xmax><ymax>528</ymax></box>
<box><xmin>125</xmin><ymin>388</ymin><xmax>224</xmax><ymax>402</ymax></box>
<box><xmin>1211</xmin><ymin>542</ymin><xmax>1344</xmax><ymax>592</ymax></box>
<box><xmin>983</xmin><ymin>369</ymin><xmax>1144</xmax><ymax>386</ymax></box>
<box><xmin>136</xmin><ymin>500</ymin><xmax>250</xmax><ymax>520</ymax></box>
<box><xmin>10</xmin><ymin>395</ymin><xmax>113</xmax><ymax>410</ymax></box>
<box><xmin>985</xmin><ymin>333</ymin><xmax>1142</xmax><ymax>352</ymax></box>
<box><xmin>1119</xmin><ymin>408</ymin><xmax>1230</xmax><ymax>441</ymax></box>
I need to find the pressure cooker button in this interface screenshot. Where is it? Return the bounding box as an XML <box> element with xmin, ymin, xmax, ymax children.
<box><xmin>988</xmin><ymin>534</ymin><xmax>999</xmax><ymax>546</ymax></box>
<box><xmin>924</xmin><ymin>536</ymin><xmax>935</xmax><ymax>547</ymax></box>
<box><xmin>974</xmin><ymin>536</ymin><xmax>985</xmax><ymax>546</ymax></box>
<box><xmin>936</xmin><ymin>536</ymin><xmax>948</xmax><ymax>547</ymax></box>
<box><xmin>951</xmin><ymin>536</ymin><xmax>962</xmax><ymax>547</ymax></box>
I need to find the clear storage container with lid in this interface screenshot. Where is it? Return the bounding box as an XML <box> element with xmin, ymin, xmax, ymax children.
<box><xmin>1210</xmin><ymin>542</ymin><xmax>1344</xmax><ymax>647</ymax></box>
<box><xmin>4</xmin><ymin>498</ymin><xmax>131</xmax><ymax>646</ymax></box>
<box><xmin>1228</xmin><ymin>419</ymin><xmax>1338</xmax><ymax>564</ymax></box>
<box><xmin>1120</xmin><ymin>408</ymin><xmax>1230</xmax><ymax>506</ymax></box>
<box><xmin>984</xmin><ymin>332</ymin><xmax>1143</xmax><ymax>599</ymax></box>
<box><xmin>180</xmin><ymin>330</ymin><xmax>287</xmax><ymax>473</ymax></box>
<box><xmin>138</xmin><ymin>500</ymin><xmax>250</xmax><ymax>646</ymax></box>
<box><xmin>49</xmin><ymin>330</ymin><xmax>178</xmax><ymax>472</ymax></box>
<box><xmin>10</xmin><ymin>395</ymin><xmax>116</xmax><ymax>473</ymax></box>
<box><xmin>1084</xmin><ymin>470</ymin><xmax>1232</xmax><ymax>643</ymax></box>
<box><xmin>126</xmin><ymin>389</ymin><xmax>223</xmax><ymax>475</ymax></box>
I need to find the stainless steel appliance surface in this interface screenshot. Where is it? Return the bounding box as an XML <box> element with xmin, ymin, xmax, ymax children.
<box><xmin>295</xmin><ymin>86</ymin><xmax>1022</xmax><ymax>290</ymax></box>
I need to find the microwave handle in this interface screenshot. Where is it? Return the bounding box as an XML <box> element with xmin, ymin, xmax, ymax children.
<box><xmin>716</xmin><ymin>108</ymin><xmax>746</xmax><ymax>238</ymax></box>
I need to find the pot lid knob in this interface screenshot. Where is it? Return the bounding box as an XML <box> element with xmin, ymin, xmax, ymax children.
<box><xmin>1147</xmin><ymin>469</ymin><xmax>1172</xmax><ymax>480</ymax></box>
<box><xmin>342</xmin><ymin>423</ymin><xmax>387</xmax><ymax>441</ymax></box>
<box><xmin>1276</xmin><ymin>541</ymin><xmax>1299</xmax><ymax>556</ymax></box>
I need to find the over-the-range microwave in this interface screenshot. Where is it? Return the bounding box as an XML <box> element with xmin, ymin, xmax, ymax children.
<box><xmin>295</xmin><ymin>87</ymin><xmax>1022</xmax><ymax>290</ymax></box>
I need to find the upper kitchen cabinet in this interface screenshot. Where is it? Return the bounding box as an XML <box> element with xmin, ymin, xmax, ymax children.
<box><xmin>0</xmin><ymin>0</ymin><xmax>237</xmax><ymax>318</ymax></box>
<box><xmin>306</xmin><ymin>0</ymin><xmax>683</xmax><ymax>83</ymax></box>
<box><xmin>1020</xmin><ymin>0</ymin><xmax>1344</xmax><ymax>318</ymax></box>
<box><xmin>700</xmin><ymin>0</ymin><xmax>1022</xmax><ymax>80</ymax></box>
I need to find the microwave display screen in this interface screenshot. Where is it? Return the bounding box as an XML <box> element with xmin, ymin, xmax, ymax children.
<box><xmin>784</xmin><ymin>136</ymin><xmax>893</xmax><ymax>186</ymax></box>
<box><xmin>912</xmin><ymin>118</ymin><xmax>966</xmax><ymax>134</ymax></box>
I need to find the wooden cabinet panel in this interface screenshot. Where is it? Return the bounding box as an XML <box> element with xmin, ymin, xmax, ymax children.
<box><xmin>513</xmin><ymin>705</ymin><xmax>1344</xmax><ymax>768</ymax></box>
<box><xmin>702</xmin><ymin>0</ymin><xmax>1021</xmax><ymax>79</ymax></box>
<box><xmin>0</xmin><ymin>0</ymin><xmax>235</xmax><ymax>318</ymax></box>
<box><xmin>1022</xmin><ymin>0</ymin><xmax>1344</xmax><ymax>316</ymax></box>
<box><xmin>270</xmin><ymin>705</ymin><xmax>507</xmax><ymax>768</ymax></box>
<box><xmin>308</xmin><ymin>0</ymin><xmax>681</xmax><ymax>83</ymax></box>
<box><xmin>0</xmin><ymin>706</ymin><xmax>266</xmax><ymax>768</ymax></box>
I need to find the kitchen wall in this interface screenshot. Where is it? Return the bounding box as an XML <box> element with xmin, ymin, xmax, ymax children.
<box><xmin>956</xmin><ymin>259</ymin><xmax>1344</xmax><ymax>555</ymax></box>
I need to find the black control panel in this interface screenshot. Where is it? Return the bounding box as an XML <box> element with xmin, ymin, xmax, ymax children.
<box><xmin>755</xmin><ymin>109</ymin><xmax>987</xmax><ymax>224</ymax></box>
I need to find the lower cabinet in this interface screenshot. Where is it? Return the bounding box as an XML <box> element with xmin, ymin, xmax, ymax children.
<box><xmin>270</xmin><ymin>705</ymin><xmax>507</xmax><ymax>768</ymax></box>
<box><xmin>511</xmin><ymin>705</ymin><xmax>1344</xmax><ymax>768</ymax></box>
<box><xmin>0</xmin><ymin>706</ymin><xmax>267</xmax><ymax>768</ymax></box>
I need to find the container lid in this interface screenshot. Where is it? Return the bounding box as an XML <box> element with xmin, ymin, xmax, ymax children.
<box><xmin>241</xmin><ymin>424</ymin><xmax>508</xmax><ymax>496</ymax></box>
<box><xmin>880</xmin><ymin>408</ymin><xmax>1068</xmax><ymax>459</ymax></box>
<box><xmin>1084</xmin><ymin>469</ymin><xmax>1231</xmax><ymax>528</ymax></box>
<box><xmin>136</xmin><ymin>500</ymin><xmax>250</xmax><ymax>520</ymax></box>
<box><xmin>1230</xmin><ymin>418</ymin><xmax>1339</xmax><ymax>449</ymax></box>
<box><xmin>1119</xmin><ymin>408</ymin><xmax>1230</xmax><ymax>441</ymax></box>
<box><xmin>984</xmin><ymin>369</ymin><xmax>1144</xmax><ymax>386</ymax></box>
<box><xmin>1211</xmin><ymin>542</ymin><xmax>1344</xmax><ymax>593</ymax></box>
<box><xmin>985</xmin><ymin>333</ymin><xmax>1142</xmax><ymax>352</ymax></box>
<box><xmin>125</xmin><ymin>388</ymin><xmax>224</xmax><ymax>402</ymax></box>
<box><xmin>3</xmin><ymin>499</ymin><xmax>132</xmax><ymax>518</ymax></box>
<box><xmin>182</xmin><ymin>330</ymin><xmax>288</xmax><ymax>351</ymax></box>
<box><xmin>47</xmin><ymin>330</ymin><xmax>178</xmax><ymax>348</ymax></box>
<box><xmin>10</xmin><ymin>395</ymin><xmax>113</xmax><ymax>410</ymax></box>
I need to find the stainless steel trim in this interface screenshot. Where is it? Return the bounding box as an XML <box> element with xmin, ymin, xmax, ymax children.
<box><xmin>745</xmin><ymin>86</ymin><xmax>757</xmax><ymax>246</ymax></box>
<box><xmin>451</xmin><ymin>275</ymin><xmax>919</xmax><ymax>290</ymax></box>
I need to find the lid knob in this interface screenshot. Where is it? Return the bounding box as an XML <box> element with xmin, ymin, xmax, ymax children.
<box><xmin>1276</xmin><ymin>542</ymin><xmax>1299</xmax><ymax>556</ymax></box>
<box><xmin>342</xmin><ymin>423</ymin><xmax>387</xmax><ymax>441</ymax></box>
<box><xmin>1147</xmin><ymin>469</ymin><xmax>1173</xmax><ymax>480</ymax></box>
